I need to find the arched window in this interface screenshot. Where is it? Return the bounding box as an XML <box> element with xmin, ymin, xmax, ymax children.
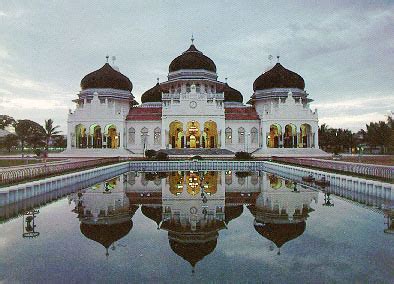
<box><xmin>205</xmin><ymin>84</ymin><xmax>209</xmax><ymax>93</ymax></box>
<box><xmin>128</xmin><ymin>127</ymin><xmax>135</xmax><ymax>144</ymax></box>
<box><xmin>177</xmin><ymin>84</ymin><xmax>181</xmax><ymax>93</ymax></box>
<box><xmin>238</xmin><ymin>127</ymin><xmax>245</xmax><ymax>144</ymax></box>
<box><xmin>225</xmin><ymin>127</ymin><xmax>232</xmax><ymax>144</ymax></box>
<box><xmin>251</xmin><ymin>127</ymin><xmax>258</xmax><ymax>144</ymax></box>
<box><xmin>154</xmin><ymin>127</ymin><xmax>161</xmax><ymax>145</ymax></box>
<box><xmin>170</xmin><ymin>86</ymin><xmax>175</xmax><ymax>94</ymax></box>
<box><xmin>141</xmin><ymin>127</ymin><xmax>148</xmax><ymax>144</ymax></box>
<box><xmin>196</xmin><ymin>84</ymin><xmax>201</xmax><ymax>93</ymax></box>
<box><xmin>186</xmin><ymin>83</ymin><xmax>191</xmax><ymax>93</ymax></box>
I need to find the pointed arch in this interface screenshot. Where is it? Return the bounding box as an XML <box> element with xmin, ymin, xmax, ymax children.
<box><xmin>225</xmin><ymin>127</ymin><xmax>232</xmax><ymax>144</ymax></box>
<box><xmin>238</xmin><ymin>127</ymin><xmax>245</xmax><ymax>144</ymax></box>
<box><xmin>128</xmin><ymin>127</ymin><xmax>135</xmax><ymax>144</ymax></box>
<box><xmin>251</xmin><ymin>127</ymin><xmax>258</xmax><ymax>144</ymax></box>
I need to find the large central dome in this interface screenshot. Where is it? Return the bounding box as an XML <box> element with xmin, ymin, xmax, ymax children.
<box><xmin>169</xmin><ymin>44</ymin><xmax>217</xmax><ymax>73</ymax></box>
<box><xmin>80</xmin><ymin>63</ymin><xmax>133</xmax><ymax>92</ymax></box>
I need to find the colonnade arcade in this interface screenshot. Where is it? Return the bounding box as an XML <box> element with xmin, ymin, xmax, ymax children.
<box><xmin>169</xmin><ymin>120</ymin><xmax>219</xmax><ymax>149</ymax></box>
<box><xmin>74</xmin><ymin>123</ymin><xmax>120</xmax><ymax>149</ymax></box>
<box><xmin>267</xmin><ymin>123</ymin><xmax>314</xmax><ymax>148</ymax></box>
<box><xmin>169</xmin><ymin>171</ymin><xmax>218</xmax><ymax>196</ymax></box>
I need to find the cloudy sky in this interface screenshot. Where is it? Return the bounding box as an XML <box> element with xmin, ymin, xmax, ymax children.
<box><xmin>0</xmin><ymin>0</ymin><xmax>393</xmax><ymax>132</ymax></box>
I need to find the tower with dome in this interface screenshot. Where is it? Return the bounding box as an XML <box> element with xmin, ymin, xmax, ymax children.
<box><xmin>66</xmin><ymin>39</ymin><xmax>324</xmax><ymax>157</ymax></box>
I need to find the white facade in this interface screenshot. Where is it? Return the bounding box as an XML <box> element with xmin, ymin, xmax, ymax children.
<box><xmin>66</xmin><ymin>44</ymin><xmax>325</xmax><ymax>157</ymax></box>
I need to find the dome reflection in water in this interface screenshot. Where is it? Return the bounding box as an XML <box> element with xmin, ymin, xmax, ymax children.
<box><xmin>70</xmin><ymin>171</ymin><xmax>318</xmax><ymax>267</ymax></box>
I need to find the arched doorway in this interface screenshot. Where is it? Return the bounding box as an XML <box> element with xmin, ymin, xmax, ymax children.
<box><xmin>75</xmin><ymin>124</ymin><xmax>87</xmax><ymax>148</ymax></box>
<box><xmin>300</xmin><ymin>124</ymin><xmax>312</xmax><ymax>148</ymax></box>
<box><xmin>284</xmin><ymin>124</ymin><xmax>296</xmax><ymax>148</ymax></box>
<box><xmin>90</xmin><ymin>124</ymin><xmax>102</xmax><ymax>148</ymax></box>
<box><xmin>104</xmin><ymin>124</ymin><xmax>119</xmax><ymax>149</ymax></box>
<box><xmin>186</xmin><ymin>171</ymin><xmax>200</xmax><ymax>196</ymax></box>
<box><xmin>203</xmin><ymin>121</ymin><xmax>218</xmax><ymax>148</ymax></box>
<box><xmin>203</xmin><ymin>171</ymin><xmax>218</xmax><ymax>195</ymax></box>
<box><xmin>268</xmin><ymin>124</ymin><xmax>281</xmax><ymax>148</ymax></box>
<box><xmin>186</xmin><ymin>121</ymin><xmax>201</xmax><ymax>148</ymax></box>
<box><xmin>169</xmin><ymin>121</ymin><xmax>184</xmax><ymax>149</ymax></box>
<box><xmin>169</xmin><ymin>171</ymin><xmax>184</xmax><ymax>196</ymax></box>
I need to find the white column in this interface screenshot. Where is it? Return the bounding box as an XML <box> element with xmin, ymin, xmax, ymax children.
<box><xmin>314</xmin><ymin>131</ymin><xmax>319</xmax><ymax>149</ymax></box>
<box><xmin>67</xmin><ymin>123</ymin><xmax>72</xmax><ymax>150</ymax></box>
<box><xmin>261</xmin><ymin>125</ymin><xmax>267</xmax><ymax>149</ymax></box>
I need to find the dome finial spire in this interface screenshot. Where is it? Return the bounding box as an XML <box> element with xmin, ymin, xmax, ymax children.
<box><xmin>277</xmin><ymin>55</ymin><xmax>280</xmax><ymax>63</ymax></box>
<box><xmin>106</xmin><ymin>55</ymin><xmax>109</xmax><ymax>63</ymax></box>
<box><xmin>157</xmin><ymin>77</ymin><xmax>159</xmax><ymax>84</ymax></box>
<box><xmin>225</xmin><ymin>77</ymin><xmax>228</xmax><ymax>83</ymax></box>
<box><xmin>191</xmin><ymin>34</ymin><xmax>194</xmax><ymax>44</ymax></box>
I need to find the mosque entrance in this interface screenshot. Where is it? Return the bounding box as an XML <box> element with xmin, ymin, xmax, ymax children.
<box><xmin>169</xmin><ymin>121</ymin><xmax>184</xmax><ymax>149</ymax></box>
<box><xmin>168</xmin><ymin>120</ymin><xmax>219</xmax><ymax>149</ymax></box>
<box><xmin>186</xmin><ymin>121</ymin><xmax>201</xmax><ymax>148</ymax></box>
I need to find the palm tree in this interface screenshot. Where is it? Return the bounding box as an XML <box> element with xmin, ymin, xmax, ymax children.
<box><xmin>44</xmin><ymin>119</ymin><xmax>61</xmax><ymax>151</ymax></box>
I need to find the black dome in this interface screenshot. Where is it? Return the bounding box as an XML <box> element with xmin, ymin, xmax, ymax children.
<box><xmin>80</xmin><ymin>220</ymin><xmax>132</xmax><ymax>249</ymax></box>
<box><xmin>141</xmin><ymin>82</ymin><xmax>162</xmax><ymax>103</ymax></box>
<box><xmin>169</xmin><ymin>44</ymin><xmax>216</xmax><ymax>73</ymax></box>
<box><xmin>141</xmin><ymin>206</ymin><xmax>162</xmax><ymax>227</ymax></box>
<box><xmin>254</xmin><ymin>222</ymin><xmax>306</xmax><ymax>248</ymax></box>
<box><xmin>253</xmin><ymin>63</ymin><xmax>304</xmax><ymax>91</ymax></box>
<box><xmin>169</xmin><ymin>237</ymin><xmax>217</xmax><ymax>267</ymax></box>
<box><xmin>81</xmin><ymin>63</ymin><xmax>133</xmax><ymax>91</ymax></box>
<box><xmin>223</xmin><ymin>83</ymin><xmax>243</xmax><ymax>103</ymax></box>
<box><xmin>225</xmin><ymin>205</ymin><xmax>243</xmax><ymax>224</ymax></box>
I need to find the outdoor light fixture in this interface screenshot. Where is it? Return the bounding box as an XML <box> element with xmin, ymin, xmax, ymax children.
<box><xmin>22</xmin><ymin>210</ymin><xmax>40</xmax><ymax>238</ymax></box>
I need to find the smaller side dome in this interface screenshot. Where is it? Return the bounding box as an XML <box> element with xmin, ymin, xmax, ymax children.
<box><xmin>223</xmin><ymin>83</ymin><xmax>243</xmax><ymax>103</ymax></box>
<box><xmin>253</xmin><ymin>63</ymin><xmax>305</xmax><ymax>91</ymax></box>
<box><xmin>81</xmin><ymin>63</ymin><xmax>133</xmax><ymax>92</ymax></box>
<box><xmin>141</xmin><ymin>82</ymin><xmax>162</xmax><ymax>103</ymax></box>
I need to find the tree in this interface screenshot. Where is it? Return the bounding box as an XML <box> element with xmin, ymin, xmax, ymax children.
<box><xmin>52</xmin><ymin>135</ymin><xmax>67</xmax><ymax>149</ymax></box>
<box><xmin>44</xmin><ymin>119</ymin><xmax>61</xmax><ymax>151</ymax></box>
<box><xmin>15</xmin><ymin>120</ymin><xmax>45</xmax><ymax>154</ymax></box>
<box><xmin>0</xmin><ymin>115</ymin><xmax>15</xmax><ymax>130</ymax></box>
<box><xmin>366</xmin><ymin>121</ymin><xmax>391</xmax><ymax>154</ymax></box>
<box><xmin>1</xmin><ymin>134</ymin><xmax>18</xmax><ymax>152</ymax></box>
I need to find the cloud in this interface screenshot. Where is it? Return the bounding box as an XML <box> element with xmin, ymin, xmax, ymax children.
<box><xmin>0</xmin><ymin>1</ymin><xmax>393</xmax><ymax>132</ymax></box>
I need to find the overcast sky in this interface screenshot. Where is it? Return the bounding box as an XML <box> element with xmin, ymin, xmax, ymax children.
<box><xmin>0</xmin><ymin>0</ymin><xmax>393</xmax><ymax>132</ymax></box>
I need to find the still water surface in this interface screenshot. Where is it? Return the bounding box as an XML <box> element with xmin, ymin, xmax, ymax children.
<box><xmin>0</xmin><ymin>171</ymin><xmax>393</xmax><ymax>283</ymax></box>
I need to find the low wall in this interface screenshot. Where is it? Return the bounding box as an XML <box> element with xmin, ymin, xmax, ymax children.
<box><xmin>0</xmin><ymin>158</ymin><xmax>121</xmax><ymax>186</ymax></box>
<box><xmin>273</xmin><ymin>157</ymin><xmax>394</xmax><ymax>180</ymax></box>
<box><xmin>0</xmin><ymin>162</ymin><xmax>129</xmax><ymax>207</ymax></box>
<box><xmin>262</xmin><ymin>161</ymin><xmax>393</xmax><ymax>201</ymax></box>
<box><xmin>128</xmin><ymin>160</ymin><xmax>264</xmax><ymax>171</ymax></box>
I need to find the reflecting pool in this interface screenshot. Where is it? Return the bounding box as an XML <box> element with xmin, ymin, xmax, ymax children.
<box><xmin>0</xmin><ymin>171</ymin><xmax>393</xmax><ymax>283</ymax></box>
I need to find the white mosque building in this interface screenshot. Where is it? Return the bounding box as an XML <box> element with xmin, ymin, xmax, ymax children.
<box><xmin>66</xmin><ymin>40</ymin><xmax>326</xmax><ymax>157</ymax></box>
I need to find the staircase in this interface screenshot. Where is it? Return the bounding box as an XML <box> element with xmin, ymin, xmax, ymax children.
<box><xmin>252</xmin><ymin>147</ymin><xmax>330</xmax><ymax>157</ymax></box>
<box><xmin>159</xmin><ymin>148</ymin><xmax>234</xmax><ymax>157</ymax></box>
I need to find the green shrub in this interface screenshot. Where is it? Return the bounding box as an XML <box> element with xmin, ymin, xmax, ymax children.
<box><xmin>191</xmin><ymin>155</ymin><xmax>203</xmax><ymax>160</ymax></box>
<box><xmin>145</xmin><ymin>149</ymin><xmax>157</xmax><ymax>159</ymax></box>
<box><xmin>234</xmin><ymin>151</ymin><xmax>253</xmax><ymax>160</ymax></box>
<box><xmin>156</xmin><ymin>151</ymin><xmax>169</xmax><ymax>161</ymax></box>
<box><xmin>235</xmin><ymin>171</ymin><xmax>251</xmax><ymax>178</ymax></box>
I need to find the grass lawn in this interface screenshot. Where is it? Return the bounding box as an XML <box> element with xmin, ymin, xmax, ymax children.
<box><xmin>320</xmin><ymin>155</ymin><xmax>394</xmax><ymax>166</ymax></box>
<box><xmin>0</xmin><ymin>159</ymin><xmax>42</xmax><ymax>167</ymax></box>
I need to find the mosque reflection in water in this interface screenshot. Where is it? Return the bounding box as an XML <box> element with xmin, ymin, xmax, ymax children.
<box><xmin>69</xmin><ymin>171</ymin><xmax>318</xmax><ymax>268</ymax></box>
